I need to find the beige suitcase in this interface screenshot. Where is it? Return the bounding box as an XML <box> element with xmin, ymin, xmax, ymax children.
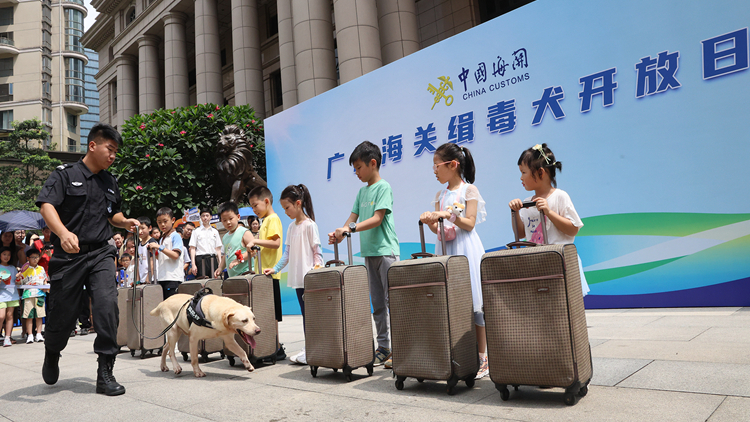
<box><xmin>176</xmin><ymin>279</ymin><xmax>225</xmax><ymax>362</ymax></box>
<box><xmin>222</xmin><ymin>247</ymin><xmax>277</xmax><ymax>366</ymax></box>
<box><xmin>304</xmin><ymin>232</ymin><xmax>374</xmax><ymax>381</ymax></box>
<box><xmin>116</xmin><ymin>287</ymin><xmax>129</xmax><ymax>349</ymax></box>
<box><xmin>480</xmin><ymin>202</ymin><xmax>592</xmax><ymax>405</ymax></box>
<box><xmin>387</xmin><ymin>220</ymin><xmax>477</xmax><ymax>394</ymax></box>
<box><xmin>126</xmin><ymin>284</ymin><xmax>164</xmax><ymax>358</ymax></box>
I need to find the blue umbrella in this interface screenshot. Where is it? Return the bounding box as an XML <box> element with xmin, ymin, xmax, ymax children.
<box><xmin>0</xmin><ymin>210</ymin><xmax>47</xmax><ymax>232</ymax></box>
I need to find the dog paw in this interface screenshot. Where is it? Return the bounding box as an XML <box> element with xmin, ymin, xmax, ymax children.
<box><xmin>245</xmin><ymin>363</ymin><xmax>255</xmax><ymax>372</ymax></box>
<box><xmin>194</xmin><ymin>370</ymin><xmax>206</xmax><ymax>378</ymax></box>
<box><xmin>174</xmin><ymin>367</ymin><xmax>182</xmax><ymax>375</ymax></box>
<box><xmin>161</xmin><ymin>365</ymin><xmax>169</xmax><ymax>372</ymax></box>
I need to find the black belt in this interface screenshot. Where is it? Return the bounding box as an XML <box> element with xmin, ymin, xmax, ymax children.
<box><xmin>78</xmin><ymin>241</ymin><xmax>109</xmax><ymax>253</ymax></box>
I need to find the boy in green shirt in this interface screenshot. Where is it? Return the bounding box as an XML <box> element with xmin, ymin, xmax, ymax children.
<box><xmin>248</xmin><ymin>186</ymin><xmax>284</xmax><ymax>360</ymax></box>
<box><xmin>214</xmin><ymin>202</ymin><xmax>253</xmax><ymax>279</ymax></box>
<box><xmin>329</xmin><ymin>141</ymin><xmax>400</xmax><ymax>367</ymax></box>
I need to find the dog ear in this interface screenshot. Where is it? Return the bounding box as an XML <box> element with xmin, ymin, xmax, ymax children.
<box><xmin>224</xmin><ymin>312</ymin><xmax>235</xmax><ymax>328</ymax></box>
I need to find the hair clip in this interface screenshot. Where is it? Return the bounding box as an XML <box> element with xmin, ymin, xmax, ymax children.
<box><xmin>532</xmin><ymin>144</ymin><xmax>550</xmax><ymax>164</ymax></box>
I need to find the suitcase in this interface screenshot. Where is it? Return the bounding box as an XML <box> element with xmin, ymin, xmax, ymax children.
<box><xmin>177</xmin><ymin>279</ymin><xmax>225</xmax><ymax>362</ymax></box>
<box><xmin>480</xmin><ymin>202</ymin><xmax>592</xmax><ymax>405</ymax></box>
<box><xmin>304</xmin><ymin>232</ymin><xmax>374</xmax><ymax>381</ymax></box>
<box><xmin>116</xmin><ymin>287</ymin><xmax>129</xmax><ymax>349</ymax></box>
<box><xmin>387</xmin><ymin>219</ymin><xmax>477</xmax><ymax>394</ymax></box>
<box><xmin>126</xmin><ymin>284</ymin><xmax>164</xmax><ymax>358</ymax></box>
<box><xmin>221</xmin><ymin>246</ymin><xmax>277</xmax><ymax>366</ymax></box>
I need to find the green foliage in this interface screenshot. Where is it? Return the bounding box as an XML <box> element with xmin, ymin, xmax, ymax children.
<box><xmin>0</xmin><ymin>119</ymin><xmax>59</xmax><ymax>212</ymax></box>
<box><xmin>111</xmin><ymin>104</ymin><xmax>265</xmax><ymax>220</ymax></box>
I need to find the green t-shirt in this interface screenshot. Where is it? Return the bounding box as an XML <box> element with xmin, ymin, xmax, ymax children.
<box><xmin>222</xmin><ymin>226</ymin><xmax>250</xmax><ymax>277</ymax></box>
<box><xmin>352</xmin><ymin>179</ymin><xmax>400</xmax><ymax>257</ymax></box>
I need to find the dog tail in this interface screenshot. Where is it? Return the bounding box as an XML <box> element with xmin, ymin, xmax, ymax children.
<box><xmin>149</xmin><ymin>302</ymin><xmax>163</xmax><ymax>317</ymax></box>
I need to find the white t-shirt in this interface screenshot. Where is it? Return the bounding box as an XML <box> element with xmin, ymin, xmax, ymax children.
<box><xmin>157</xmin><ymin>231</ymin><xmax>184</xmax><ymax>282</ymax></box>
<box><xmin>189</xmin><ymin>225</ymin><xmax>222</xmax><ymax>256</ymax></box>
<box><xmin>519</xmin><ymin>189</ymin><xmax>583</xmax><ymax>245</ymax></box>
<box><xmin>138</xmin><ymin>238</ymin><xmax>158</xmax><ymax>283</ymax></box>
<box><xmin>277</xmin><ymin>219</ymin><xmax>323</xmax><ymax>289</ymax></box>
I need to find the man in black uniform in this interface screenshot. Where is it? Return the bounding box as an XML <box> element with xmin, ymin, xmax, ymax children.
<box><xmin>37</xmin><ymin>123</ymin><xmax>139</xmax><ymax>396</ymax></box>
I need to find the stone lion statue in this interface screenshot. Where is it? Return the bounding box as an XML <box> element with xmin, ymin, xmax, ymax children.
<box><xmin>216</xmin><ymin>125</ymin><xmax>267</xmax><ymax>203</ymax></box>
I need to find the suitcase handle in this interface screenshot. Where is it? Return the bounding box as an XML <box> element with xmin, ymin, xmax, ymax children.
<box><xmin>510</xmin><ymin>201</ymin><xmax>548</xmax><ymax>248</ymax></box>
<box><xmin>327</xmin><ymin>232</ymin><xmax>352</xmax><ymax>266</ymax></box>
<box><xmin>414</xmin><ymin>218</ymin><xmax>447</xmax><ymax>259</ymax></box>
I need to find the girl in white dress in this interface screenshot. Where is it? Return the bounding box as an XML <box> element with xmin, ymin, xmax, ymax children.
<box><xmin>508</xmin><ymin>143</ymin><xmax>590</xmax><ymax>296</ymax></box>
<box><xmin>264</xmin><ymin>184</ymin><xmax>323</xmax><ymax>365</ymax></box>
<box><xmin>419</xmin><ymin>143</ymin><xmax>489</xmax><ymax>380</ymax></box>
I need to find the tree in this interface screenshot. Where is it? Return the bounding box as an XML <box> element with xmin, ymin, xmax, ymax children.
<box><xmin>0</xmin><ymin>119</ymin><xmax>60</xmax><ymax>212</ymax></box>
<box><xmin>110</xmin><ymin>104</ymin><xmax>265</xmax><ymax>220</ymax></box>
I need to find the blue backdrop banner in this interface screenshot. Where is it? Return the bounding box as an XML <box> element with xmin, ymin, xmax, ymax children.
<box><xmin>265</xmin><ymin>0</ymin><xmax>750</xmax><ymax>312</ymax></box>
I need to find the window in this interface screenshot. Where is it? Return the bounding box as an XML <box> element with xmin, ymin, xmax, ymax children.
<box><xmin>0</xmin><ymin>7</ymin><xmax>12</xmax><ymax>26</ymax></box>
<box><xmin>188</xmin><ymin>69</ymin><xmax>196</xmax><ymax>87</ymax></box>
<box><xmin>220</xmin><ymin>49</ymin><xmax>227</xmax><ymax>67</ymax></box>
<box><xmin>42</xmin><ymin>56</ymin><xmax>52</xmax><ymax>73</ymax></box>
<box><xmin>266</xmin><ymin>1</ymin><xmax>278</xmax><ymax>38</ymax></box>
<box><xmin>42</xmin><ymin>107</ymin><xmax>52</xmax><ymax>125</ymax></box>
<box><xmin>64</xmin><ymin>9</ymin><xmax>84</xmax><ymax>53</ymax></box>
<box><xmin>0</xmin><ymin>83</ymin><xmax>12</xmax><ymax>102</ymax></box>
<box><xmin>270</xmin><ymin>70</ymin><xmax>282</xmax><ymax>109</ymax></box>
<box><xmin>0</xmin><ymin>58</ymin><xmax>11</xmax><ymax>77</ymax></box>
<box><xmin>42</xmin><ymin>4</ymin><xmax>51</xmax><ymax>24</ymax></box>
<box><xmin>0</xmin><ymin>31</ymin><xmax>12</xmax><ymax>46</ymax></box>
<box><xmin>65</xmin><ymin>58</ymin><xmax>85</xmax><ymax>102</ymax></box>
<box><xmin>67</xmin><ymin>114</ymin><xmax>77</xmax><ymax>134</ymax></box>
<box><xmin>67</xmin><ymin>137</ymin><xmax>77</xmax><ymax>153</ymax></box>
<box><xmin>0</xmin><ymin>110</ymin><xmax>12</xmax><ymax>129</ymax></box>
<box><xmin>126</xmin><ymin>7</ymin><xmax>136</xmax><ymax>26</ymax></box>
<box><xmin>42</xmin><ymin>29</ymin><xmax>51</xmax><ymax>48</ymax></box>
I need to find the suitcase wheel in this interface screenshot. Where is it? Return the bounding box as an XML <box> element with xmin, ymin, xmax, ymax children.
<box><xmin>130</xmin><ymin>350</ymin><xmax>135</xmax><ymax>357</ymax></box>
<box><xmin>366</xmin><ymin>364</ymin><xmax>373</xmax><ymax>376</ymax></box>
<box><xmin>496</xmin><ymin>384</ymin><xmax>510</xmax><ymax>401</ymax></box>
<box><xmin>310</xmin><ymin>366</ymin><xmax>318</xmax><ymax>378</ymax></box>
<box><xmin>140</xmin><ymin>349</ymin><xmax>146</xmax><ymax>359</ymax></box>
<box><xmin>578</xmin><ymin>385</ymin><xmax>588</xmax><ymax>397</ymax></box>
<box><xmin>220</xmin><ymin>352</ymin><xmax>225</xmax><ymax>359</ymax></box>
<box><xmin>344</xmin><ymin>367</ymin><xmax>353</xmax><ymax>382</ymax></box>
<box><xmin>228</xmin><ymin>356</ymin><xmax>236</xmax><ymax>367</ymax></box>
<box><xmin>564</xmin><ymin>393</ymin><xmax>577</xmax><ymax>406</ymax></box>
<box><xmin>182</xmin><ymin>352</ymin><xmax>188</xmax><ymax>362</ymax></box>
<box><xmin>332</xmin><ymin>368</ymin><xmax>338</xmax><ymax>373</ymax></box>
<box><xmin>465</xmin><ymin>378</ymin><xmax>475</xmax><ymax>388</ymax></box>
<box><xmin>395</xmin><ymin>378</ymin><xmax>404</xmax><ymax>390</ymax></box>
<box><xmin>416</xmin><ymin>378</ymin><xmax>424</xmax><ymax>383</ymax></box>
<box><xmin>513</xmin><ymin>385</ymin><xmax>520</xmax><ymax>391</ymax></box>
<box><xmin>201</xmin><ymin>352</ymin><xmax>209</xmax><ymax>363</ymax></box>
<box><xmin>447</xmin><ymin>376</ymin><xmax>459</xmax><ymax>396</ymax></box>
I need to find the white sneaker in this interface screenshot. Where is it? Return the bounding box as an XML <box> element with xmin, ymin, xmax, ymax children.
<box><xmin>35</xmin><ymin>333</ymin><xmax>44</xmax><ymax>342</ymax></box>
<box><xmin>26</xmin><ymin>334</ymin><xmax>34</xmax><ymax>344</ymax></box>
<box><xmin>3</xmin><ymin>337</ymin><xmax>11</xmax><ymax>347</ymax></box>
<box><xmin>295</xmin><ymin>349</ymin><xmax>306</xmax><ymax>365</ymax></box>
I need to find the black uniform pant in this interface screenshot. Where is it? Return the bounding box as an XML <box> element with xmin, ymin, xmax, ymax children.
<box><xmin>45</xmin><ymin>245</ymin><xmax>119</xmax><ymax>355</ymax></box>
<box><xmin>194</xmin><ymin>254</ymin><xmax>218</xmax><ymax>279</ymax></box>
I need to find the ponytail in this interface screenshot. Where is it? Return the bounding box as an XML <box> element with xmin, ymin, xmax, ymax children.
<box><xmin>280</xmin><ymin>184</ymin><xmax>316</xmax><ymax>221</ymax></box>
<box><xmin>435</xmin><ymin>143</ymin><xmax>477</xmax><ymax>184</ymax></box>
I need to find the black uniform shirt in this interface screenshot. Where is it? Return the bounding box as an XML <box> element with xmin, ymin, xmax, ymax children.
<box><xmin>36</xmin><ymin>159</ymin><xmax>122</xmax><ymax>248</ymax></box>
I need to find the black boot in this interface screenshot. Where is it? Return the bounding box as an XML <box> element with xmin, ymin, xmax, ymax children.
<box><xmin>42</xmin><ymin>348</ymin><xmax>60</xmax><ymax>385</ymax></box>
<box><xmin>96</xmin><ymin>354</ymin><xmax>125</xmax><ymax>396</ymax></box>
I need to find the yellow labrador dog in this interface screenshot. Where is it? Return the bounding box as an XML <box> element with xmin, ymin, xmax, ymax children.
<box><xmin>150</xmin><ymin>293</ymin><xmax>260</xmax><ymax>377</ymax></box>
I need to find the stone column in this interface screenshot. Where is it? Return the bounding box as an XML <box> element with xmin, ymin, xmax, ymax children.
<box><xmin>333</xmin><ymin>0</ymin><xmax>382</xmax><ymax>84</ymax></box>
<box><xmin>376</xmin><ymin>0</ymin><xmax>419</xmax><ymax>65</ymax></box>
<box><xmin>163</xmin><ymin>12</ymin><xmax>190</xmax><ymax>109</ymax></box>
<box><xmin>116</xmin><ymin>55</ymin><xmax>137</xmax><ymax>127</ymax></box>
<box><xmin>277</xmin><ymin>0</ymin><xmax>298</xmax><ymax>109</ymax></box>
<box><xmin>194</xmin><ymin>0</ymin><xmax>224</xmax><ymax>105</ymax></box>
<box><xmin>138</xmin><ymin>35</ymin><xmax>162</xmax><ymax>114</ymax></box>
<box><xmin>231</xmin><ymin>0</ymin><xmax>265</xmax><ymax>117</ymax></box>
<box><xmin>292</xmin><ymin>0</ymin><xmax>337</xmax><ymax>102</ymax></box>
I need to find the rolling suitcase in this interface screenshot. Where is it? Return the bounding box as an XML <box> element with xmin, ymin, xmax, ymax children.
<box><xmin>222</xmin><ymin>246</ymin><xmax>277</xmax><ymax>366</ymax></box>
<box><xmin>304</xmin><ymin>232</ymin><xmax>374</xmax><ymax>381</ymax></box>
<box><xmin>480</xmin><ymin>202</ymin><xmax>592</xmax><ymax>405</ymax></box>
<box><xmin>116</xmin><ymin>287</ymin><xmax>129</xmax><ymax>350</ymax></box>
<box><xmin>387</xmin><ymin>219</ymin><xmax>477</xmax><ymax>395</ymax></box>
<box><xmin>177</xmin><ymin>279</ymin><xmax>225</xmax><ymax>362</ymax></box>
<box><xmin>126</xmin><ymin>284</ymin><xmax>164</xmax><ymax>358</ymax></box>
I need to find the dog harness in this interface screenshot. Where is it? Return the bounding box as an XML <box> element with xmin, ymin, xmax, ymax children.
<box><xmin>186</xmin><ymin>288</ymin><xmax>214</xmax><ymax>329</ymax></box>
